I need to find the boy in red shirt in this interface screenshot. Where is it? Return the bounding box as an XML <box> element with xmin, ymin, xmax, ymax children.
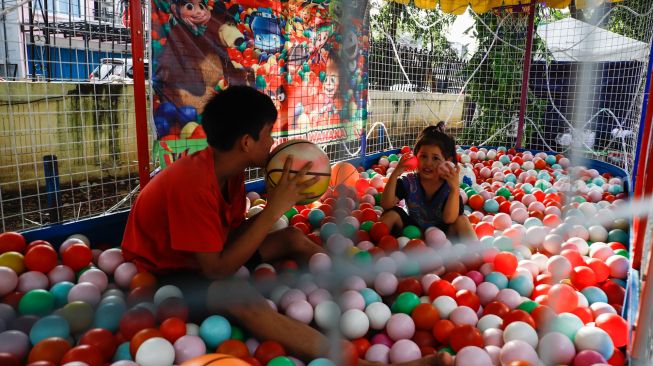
<box><xmin>122</xmin><ymin>86</ymin><xmax>451</xmax><ymax>366</ymax></box>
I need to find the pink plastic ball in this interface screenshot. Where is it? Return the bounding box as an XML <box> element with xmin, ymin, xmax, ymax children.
<box><xmin>285</xmin><ymin>300</ymin><xmax>313</xmax><ymax>324</ymax></box>
<box><xmin>485</xmin><ymin>345</ymin><xmax>501</xmax><ymax>365</ymax></box>
<box><xmin>17</xmin><ymin>271</ymin><xmax>49</xmax><ymax>292</ymax></box>
<box><xmin>0</xmin><ymin>266</ymin><xmax>18</xmax><ymax>296</ymax></box>
<box><xmin>455</xmin><ymin>346</ymin><xmax>492</xmax><ymax>366</ymax></box>
<box><xmin>449</xmin><ymin>306</ymin><xmax>478</xmax><ymax>326</ymax></box>
<box><xmin>375</xmin><ymin>272</ymin><xmax>398</xmax><ymax>296</ymax></box>
<box><xmin>389</xmin><ymin>339</ymin><xmax>421</xmax><ymax>363</ymax></box>
<box><xmin>48</xmin><ymin>265</ymin><xmax>75</xmax><ymax>284</ymax></box>
<box><xmin>421</xmin><ymin>274</ymin><xmax>440</xmax><ymax>293</ymax></box>
<box><xmin>483</xmin><ymin>328</ymin><xmax>504</xmax><ymax>347</ymax></box>
<box><xmin>493</xmin><ymin>213</ymin><xmax>512</xmax><ymax>230</ymax></box>
<box><xmin>365</xmin><ymin>344</ymin><xmax>390</xmax><ymax>363</ymax></box>
<box><xmin>547</xmin><ymin>255</ymin><xmax>572</xmax><ymax>280</ymax></box>
<box><xmin>572</xmin><ymin>350</ymin><xmax>607</xmax><ymax>366</ymax></box>
<box><xmin>309</xmin><ymin>253</ymin><xmax>332</xmax><ymax>274</ymax></box>
<box><xmin>339</xmin><ymin>290</ymin><xmax>366</xmax><ymax>311</ymax></box>
<box><xmin>78</xmin><ymin>268</ymin><xmax>109</xmax><ymax>292</ymax></box>
<box><xmin>500</xmin><ymin>340</ymin><xmax>538</xmax><ymax>366</ymax></box>
<box><xmin>542</xmin><ymin>234</ymin><xmax>564</xmax><ymax>255</ymax></box>
<box><xmin>425</xmin><ymin>227</ymin><xmax>447</xmax><ymax>246</ymax></box>
<box><xmin>308</xmin><ymin>289</ymin><xmax>333</xmax><ymax>307</ymax></box>
<box><xmin>67</xmin><ymin>282</ymin><xmax>101</xmax><ymax>307</ymax></box>
<box><xmin>344</xmin><ymin>276</ymin><xmax>367</xmax><ymax>291</ymax></box>
<box><xmin>386</xmin><ymin>313</ymin><xmax>415</xmax><ymax>341</ymax></box>
<box><xmin>496</xmin><ymin>289</ymin><xmax>522</xmax><ymax>309</ymax></box>
<box><xmin>97</xmin><ymin>248</ymin><xmax>124</xmax><ymax>275</ymax></box>
<box><xmin>476</xmin><ymin>282</ymin><xmax>500</xmax><ymax>306</ymax></box>
<box><xmin>371</xmin><ymin>332</ymin><xmax>394</xmax><ymax>347</ymax></box>
<box><xmin>452</xmin><ymin>276</ymin><xmax>476</xmax><ymax>293</ymax></box>
<box><xmin>113</xmin><ymin>262</ymin><xmax>138</xmax><ymax>288</ymax></box>
<box><xmin>510</xmin><ymin>208</ymin><xmax>528</xmax><ymax>224</ymax></box>
<box><xmin>280</xmin><ymin>289</ymin><xmax>307</xmax><ymax>310</ymax></box>
<box><xmin>466</xmin><ymin>271</ymin><xmax>484</xmax><ymax>286</ymax></box>
<box><xmin>173</xmin><ymin>335</ymin><xmax>206</xmax><ymax>364</ymax></box>
<box><xmin>606</xmin><ymin>255</ymin><xmax>629</xmax><ymax>279</ymax></box>
<box><xmin>538</xmin><ymin>331</ymin><xmax>576</xmax><ymax>366</ymax></box>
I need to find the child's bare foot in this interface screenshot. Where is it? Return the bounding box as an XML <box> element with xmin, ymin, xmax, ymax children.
<box><xmin>358</xmin><ymin>351</ymin><xmax>453</xmax><ymax>366</ymax></box>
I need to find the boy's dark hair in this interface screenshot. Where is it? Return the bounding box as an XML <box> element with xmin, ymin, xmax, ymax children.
<box><xmin>414</xmin><ymin>122</ymin><xmax>457</xmax><ymax>161</ymax></box>
<box><xmin>202</xmin><ymin>85</ymin><xmax>278</xmax><ymax>151</ymax></box>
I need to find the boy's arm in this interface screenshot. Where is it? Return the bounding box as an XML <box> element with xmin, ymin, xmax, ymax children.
<box><xmin>381</xmin><ymin>157</ymin><xmax>408</xmax><ymax>210</ymax></box>
<box><xmin>441</xmin><ymin>163</ymin><xmax>461</xmax><ymax>224</ymax></box>
<box><xmin>195</xmin><ymin>157</ymin><xmax>318</xmax><ymax>279</ymax></box>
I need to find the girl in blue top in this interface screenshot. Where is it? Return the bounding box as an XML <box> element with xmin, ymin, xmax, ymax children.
<box><xmin>380</xmin><ymin>123</ymin><xmax>476</xmax><ymax>241</ymax></box>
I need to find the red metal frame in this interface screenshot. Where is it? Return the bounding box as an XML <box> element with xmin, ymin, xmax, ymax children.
<box><xmin>515</xmin><ymin>3</ymin><xmax>536</xmax><ymax>149</ymax></box>
<box><xmin>129</xmin><ymin>0</ymin><xmax>151</xmax><ymax>188</ymax></box>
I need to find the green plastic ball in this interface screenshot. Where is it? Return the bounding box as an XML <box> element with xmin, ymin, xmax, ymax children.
<box><xmin>339</xmin><ymin>223</ymin><xmax>357</xmax><ymax>238</ymax></box>
<box><xmin>402</xmin><ymin>225</ymin><xmax>421</xmax><ymax>239</ymax></box>
<box><xmin>19</xmin><ymin>289</ymin><xmax>55</xmax><ymax>316</ymax></box>
<box><xmin>360</xmin><ymin>221</ymin><xmax>374</xmax><ymax>232</ymax></box>
<box><xmin>284</xmin><ymin>207</ymin><xmax>299</xmax><ymax>220</ymax></box>
<box><xmin>608</xmin><ymin>229</ymin><xmax>628</xmax><ymax>245</ymax></box>
<box><xmin>496</xmin><ymin>187</ymin><xmax>511</xmax><ymax>199</ymax></box>
<box><xmin>268</xmin><ymin>356</ymin><xmax>295</xmax><ymax>366</ymax></box>
<box><xmin>441</xmin><ymin>347</ymin><xmax>455</xmax><ymax>355</ymax></box>
<box><xmin>394</xmin><ymin>292</ymin><xmax>420</xmax><ymax>314</ymax></box>
<box><xmin>230</xmin><ymin>325</ymin><xmax>245</xmax><ymax>341</ymax></box>
<box><xmin>388</xmin><ymin>154</ymin><xmax>399</xmax><ymax>162</ymax></box>
<box><xmin>353</xmin><ymin>251</ymin><xmax>373</xmax><ymax>266</ymax></box>
<box><xmin>614</xmin><ymin>249</ymin><xmax>629</xmax><ymax>258</ymax></box>
<box><xmin>516</xmin><ymin>300</ymin><xmax>538</xmax><ymax>313</ymax></box>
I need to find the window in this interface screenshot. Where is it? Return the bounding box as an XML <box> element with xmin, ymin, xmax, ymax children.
<box><xmin>55</xmin><ymin>0</ymin><xmax>81</xmax><ymax>17</ymax></box>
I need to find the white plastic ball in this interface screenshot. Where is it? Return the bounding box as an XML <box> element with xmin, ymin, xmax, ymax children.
<box><xmin>339</xmin><ymin>309</ymin><xmax>370</xmax><ymax>339</ymax></box>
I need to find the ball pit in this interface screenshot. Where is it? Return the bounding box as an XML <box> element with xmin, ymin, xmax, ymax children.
<box><xmin>0</xmin><ymin>146</ymin><xmax>636</xmax><ymax>365</ymax></box>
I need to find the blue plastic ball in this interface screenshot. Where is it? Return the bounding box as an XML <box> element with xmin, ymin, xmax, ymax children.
<box><xmin>308</xmin><ymin>209</ymin><xmax>326</xmax><ymax>228</ymax></box>
<box><xmin>308</xmin><ymin>358</ymin><xmax>337</xmax><ymax>366</ymax></box>
<box><xmin>581</xmin><ymin>286</ymin><xmax>608</xmax><ymax>305</ymax></box>
<box><xmin>483</xmin><ymin>199</ymin><xmax>499</xmax><ymax>213</ymax></box>
<box><xmin>29</xmin><ymin>315</ymin><xmax>70</xmax><ymax>345</ymax></box>
<box><xmin>178</xmin><ymin>105</ymin><xmax>198</xmax><ymax>123</ymax></box>
<box><xmin>154</xmin><ymin>116</ymin><xmax>170</xmax><ymax>137</ymax></box>
<box><xmin>608</xmin><ymin>229</ymin><xmax>628</xmax><ymax>245</ymax></box>
<box><xmin>504</xmin><ymin>173</ymin><xmax>517</xmax><ymax>183</ymax></box>
<box><xmin>523</xmin><ymin>217</ymin><xmax>543</xmax><ymax>229</ymax></box>
<box><xmin>499</xmin><ymin>155</ymin><xmax>510</xmax><ymax>165</ymax></box>
<box><xmin>155</xmin><ymin>102</ymin><xmax>179</xmax><ymax>123</ymax></box>
<box><xmin>199</xmin><ymin>315</ymin><xmax>232</xmax><ymax>349</ymax></box>
<box><xmin>359</xmin><ymin>288</ymin><xmax>381</xmax><ymax>307</ymax></box>
<box><xmin>49</xmin><ymin>282</ymin><xmax>74</xmax><ymax>308</ymax></box>
<box><xmin>545</xmin><ymin>155</ymin><xmax>557</xmax><ymax>166</ymax></box>
<box><xmin>93</xmin><ymin>301</ymin><xmax>126</xmax><ymax>332</ymax></box>
<box><xmin>485</xmin><ymin>272</ymin><xmax>509</xmax><ymax>290</ymax></box>
<box><xmin>508</xmin><ymin>275</ymin><xmax>534</xmax><ymax>297</ymax></box>
<box><xmin>113</xmin><ymin>341</ymin><xmax>133</xmax><ymax>361</ymax></box>
<box><xmin>521</xmin><ymin>183</ymin><xmax>533</xmax><ymax>193</ymax></box>
<box><xmin>493</xmin><ymin>236</ymin><xmax>513</xmax><ymax>251</ymax></box>
<box><xmin>549</xmin><ymin>313</ymin><xmax>584</xmax><ymax>341</ymax></box>
<box><xmin>320</xmin><ymin>222</ymin><xmax>339</xmax><ymax>241</ymax></box>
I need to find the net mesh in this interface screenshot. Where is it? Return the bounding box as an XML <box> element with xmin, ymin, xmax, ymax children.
<box><xmin>0</xmin><ymin>0</ymin><xmax>152</xmax><ymax>231</ymax></box>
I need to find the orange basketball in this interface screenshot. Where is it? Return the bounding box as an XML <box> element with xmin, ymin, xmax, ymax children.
<box><xmin>330</xmin><ymin>162</ymin><xmax>359</xmax><ymax>188</ymax></box>
<box><xmin>181</xmin><ymin>353</ymin><xmax>252</xmax><ymax>366</ymax></box>
<box><xmin>265</xmin><ymin>140</ymin><xmax>331</xmax><ymax>205</ymax></box>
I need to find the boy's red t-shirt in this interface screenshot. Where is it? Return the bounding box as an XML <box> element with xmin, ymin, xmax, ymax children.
<box><xmin>121</xmin><ymin>147</ymin><xmax>246</xmax><ymax>273</ymax></box>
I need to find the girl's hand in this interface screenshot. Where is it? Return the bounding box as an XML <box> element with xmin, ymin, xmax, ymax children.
<box><xmin>439</xmin><ymin>161</ymin><xmax>460</xmax><ymax>188</ymax></box>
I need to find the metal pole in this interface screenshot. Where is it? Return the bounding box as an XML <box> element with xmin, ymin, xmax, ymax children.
<box><xmin>515</xmin><ymin>3</ymin><xmax>536</xmax><ymax>149</ymax></box>
<box><xmin>43</xmin><ymin>155</ymin><xmax>61</xmax><ymax>221</ymax></box>
<box><xmin>129</xmin><ymin>0</ymin><xmax>151</xmax><ymax>187</ymax></box>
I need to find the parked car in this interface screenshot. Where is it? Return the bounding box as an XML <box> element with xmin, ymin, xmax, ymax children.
<box><xmin>90</xmin><ymin>58</ymin><xmax>149</xmax><ymax>83</ymax></box>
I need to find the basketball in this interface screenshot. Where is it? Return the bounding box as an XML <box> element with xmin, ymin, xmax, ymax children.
<box><xmin>330</xmin><ymin>162</ymin><xmax>360</xmax><ymax>189</ymax></box>
<box><xmin>265</xmin><ymin>140</ymin><xmax>331</xmax><ymax>205</ymax></box>
<box><xmin>181</xmin><ymin>353</ymin><xmax>251</xmax><ymax>366</ymax></box>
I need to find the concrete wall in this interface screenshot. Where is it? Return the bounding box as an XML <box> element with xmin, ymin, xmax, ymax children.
<box><xmin>369</xmin><ymin>90</ymin><xmax>464</xmax><ymax>128</ymax></box>
<box><xmin>0</xmin><ymin>81</ymin><xmax>145</xmax><ymax>192</ymax></box>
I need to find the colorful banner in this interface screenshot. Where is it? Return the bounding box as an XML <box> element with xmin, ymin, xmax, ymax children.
<box><xmin>150</xmin><ymin>0</ymin><xmax>369</xmax><ymax>152</ymax></box>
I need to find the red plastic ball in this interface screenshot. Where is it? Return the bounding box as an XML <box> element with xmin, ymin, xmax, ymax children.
<box><xmin>531</xmin><ymin>305</ymin><xmax>556</xmax><ymax>330</ymax></box>
<box><xmin>397</xmin><ymin>278</ymin><xmax>422</xmax><ymax>296</ymax></box>
<box><xmin>60</xmin><ymin>345</ymin><xmax>103</xmax><ymax>366</ymax></box>
<box><xmin>24</xmin><ymin>245</ymin><xmax>58</xmax><ymax>273</ymax></box>
<box><xmin>61</xmin><ymin>243</ymin><xmax>92</xmax><ymax>271</ymax></box>
<box><xmin>377</xmin><ymin>235</ymin><xmax>399</xmax><ymax>252</ymax></box>
<box><xmin>411</xmin><ymin>303</ymin><xmax>440</xmax><ymax>330</ymax></box>
<box><xmin>79</xmin><ymin>328</ymin><xmax>117</xmax><ymax>362</ymax></box>
<box><xmin>601</xmin><ymin>281</ymin><xmax>625</xmax><ymax>305</ymax></box>
<box><xmin>587</xmin><ymin>258</ymin><xmax>610</xmax><ymax>283</ymax></box>
<box><xmin>561</xmin><ymin>249</ymin><xmax>585</xmax><ymax>268</ymax></box>
<box><xmin>449</xmin><ymin>324</ymin><xmax>483</xmax><ymax>352</ymax></box>
<box><xmin>340</xmin><ymin>340</ymin><xmax>359</xmax><ymax>366</ymax></box>
<box><xmin>607</xmin><ymin>347</ymin><xmax>626</xmax><ymax>366</ymax></box>
<box><xmin>369</xmin><ymin>222</ymin><xmax>390</xmax><ymax>242</ymax></box>
<box><xmin>570</xmin><ymin>266</ymin><xmax>597</xmax><ymax>290</ymax></box>
<box><xmin>547</xmin><ymin>284</ymin><xmax>578</xmax><ymax>313</ymax></box>
<box><xmin>493</xmin><ymin>252</ymin><xmax>518</xmax><ymax>276</ymax></box>
<box><xmin>28</xmin><ymin>337</ymin><xmax>72</xmax><ymax>364</ymax></box>
<box><xmin>0</xmin><ymin>232</ymin><xmax>26</xmax><ymax>254</ymax></box>
<box><xmin>455</xmin><ymin>290</ymin><xmax>480</xmax><ymax>312</ymax></box>
<box><xmin>595</xmin><ymin>313</ymin><xmax>628</xmax><ymax>347</ymax></box>
<box><xmin>119</xmin><ymin>307</ymin><xmax>156</xmax><ymax>340</ymax></box>
<box><xmin>571</xmin><ymin>307</ymin><xmax>594</xmax><ymax>324</ymax></box>
<box><xmin>474</xmin><ymin>222</ymin><xmax>494</xmax><ymax>238</ymax></box>
<box><xmin>432</xmin><ymin>319</ymin><xmax>455</xmax><ymax>344</ymax></box>
<box><xmin>130</xmin><ymin>328</ymin><xmax>163</xmax><ymax>357</ymax></box>
<box><xmin>254</xmin><ymin>340</ymin><xmax>286</xmax><ymax>365</ymax></box>
<box><xmin>412</xmin><ymin>330</ymin><xmax>436</xmax><ymax>349</ymax></box>
<box><xmin>469</xmin><ymin>195</ymin><xmax>485</xmax><ymax>211</ymax></box>
<box><xmin>351</xmin><ymin>338</ymin><xmax>371</xmax><ymax>358</ymax></box>
<box><xmin>428</xmin><ymin>280</ymin><xmax>456</xmax><ymax>301</ymax></box>
<box><xmin>159</xmin><ymin>317</ymin><xmax>186</xmax><ymax>343</ymax></box>
<box><xmin>502</xmin><ymin>310</ymin><xmax>535</xmax><ymax>329</ymax></box>
<box><xmin>483</xmin><ymin>301</ymin><xmax>510</xmax><ymax>318</ymax></box>
<box><xmin>217</xmin><ymin>339</ymin><xmax>250</xmax><ymax>358</ymax></box>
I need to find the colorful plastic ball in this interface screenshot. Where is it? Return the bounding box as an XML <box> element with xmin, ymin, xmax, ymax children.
<box><xmin>386</xmin><ymin>313</ymin><xmax>415</xmax><ymax>341</ymax></box>
<box><xmin>570</xmin><ymin>266</ymin><xmax>597</xmax><ymax>290</ymax></box>
<box><xmin>48</xmin><ymin>265</ymin><xmax>75</xmax><ymax>284</ymax></box>
<box><xmin>67</xmin><ymin>282</ymin><xmax>101</xmax><ymax>307</ymax></box>
<box><xmin>595</xmin><ymin>313</ymin><xmax>628</xmax><ymax>348</ymax></box>
<box><xmin>508</xmin><ymin>275</ymin><xmax>533</xmax><ymax>297</ymax></box>
<box><xmin>254</xmin><ymin>340</ymin><xmax>286</xmax><ymax>365</ymax></box>
<box><xmin>493</xmin><ymin>252</ymin><xmax>518</xmax><ymax>276</ymax></box>
<box><xmin>17</xmin><ymin>271</ymin><xmax>49</xmax><ymax>292</ymax></box>
<box><xmin>29</xmin><ymin>315</ymin><xmax>70</xmax><ymax>345</ymax></box>
<box><xmin>365</xmin><ymin>344</ymin><xmax>390</xmax><ymax>363</ymax></box>
<box><xmin>549</xmin><ymin>313</ymin><xmax>584</xmax><ymax>341</ymax></box>
<box><xmin>24</xmin><ymin>245</ymin><xmax>58</xmax><ymax>273</ymax></box>
<box><xmin>499</xmin><ymin>340</ymin><xmax>538</xmax><ymax>366</ymax></box>
<box><xmin>394</xmin><ymin>292</ymin><xmax>420</xmax><ymax>314</ymax></box>
<box><xmin>134</xmin><ymin>337</ymin><xmax>174</xmax><ymax>366</ymax></box>
<box><xmin>314</xmin><ymin>301</ymin><xmax>341</xmax><ymax>331</ymax></box>
<box><xmin>484</xmin><ymin>272</ymin><xmax>508</xmax><ymax>290</ymax></box>
<box><xmin>547</xmin><ymin>255</ymin><xmax>572</xmax><ymax>280</ymax></box>
<box><xmin>79</xmin><ymin>328</ymin><xmax>117</xmax><ymax>362</ymax></box>
<box><xmin>97</xmin><ymin>248</ymin><xmax>124</xmax><ymax>275</ymax></box>
<box><xmin>537</xmin><ymin>331</ymin><xmax>575</xmax><ymax>365</ymax></box>
<box><xmin>0</xmin><ymin>266</ymin><xmax>18</xmax><ymax>297</ymax></box>
<box><xmin>58</xmin><ymin>301</ymin><xmax>94</xmax><ymax>334</ymax></box>
<box><xmin>0</xmin><ymin>251</ymin><xmax>25</xmax><ymax>274</ymax></box>
<box><xmin>286</xmin><ymin>300</ymin><xmax>313</xmax><ymax>324</ymax></box>
<box><xmin>449</xmin><ymin>324</ymin><xmax>483</xmax><ymax>352</ymax></box>
<box><xmin>432</xmin><ymin>296</ymin><xmax>457</xmax><ymax>319</ymax></box>
<box><xmin>606</xmin><ymin>255</ymin><xmax>629</xmax><ymax>279</ymax></box>
<box><xmin>455</xmin><ymin>346</ymin><xmax>492</xmax><ymax>366</ymax></box>
<box><xmin>0</xmin><ymin>232</ymin><xmax>26</xmax><ymax>254</ymax></box>
<box><xmin>173</xmin><ymin>335</ymin><xmax>206</xmax><ymax>364</ymax></box>
<box><xmin>27</xmin><ymin>336</ymin><xmax>72</xmax><ymax>364</ymax></box>
<box><xmin>49</xmin><ymin>281</ymin><xmax>73</xmax><ymax>308</ymax></box>
<box><xmin>483</xmin><ymin>199</ymin><xmax>499</xmax><ymax>213</ymax></box>
<box><xmin>0</xmin><ymin>330</ymin><xmax>30</xmax><ymax>360</ymax></box>
<box><xmin>61</xmin><ymin>243</ymin><xmax>92</xmax><ymax>272</ymax></box>
<box><xmin>340</xmin><ymin>309</ymin><xmax>369</xmax><ymax>339</ymax></box>
<box><xmin>308</xmin><ymin>209</ymin><xmax>326</xmax><ymax>228</ymax></box>
<box><xmin>493</xmin><ymin>213</ymin><xmax>512</xmax><ymax>230</ymax></box>
<box><xmin>425</xmin><ymin>227</ymin><xmax>447</xmax><ymax>245</ymax></box>
<box><xmin>503</xmin><ymin>321</ymin><xmax>538</xmax><ymax>348</ymax></box>
<box><xmin>78</xmin><ymin>269</ymin><xmax>109</xmax><ymax>293</ymax></box>
<box><xmin>198</xmin><ymin>315</ymin><xmax>231</xmax><ymax>349</ymax></box>
<box><xmin>19</xmin><ymin>289</ymin><xmax>55</xmax><ymax>316</ymax></box>
<box><xmin>389</xmin><ymin>339</ymin><xmax>421</xmax><ymax>363</ymax></box>
<box><xmin>428</xmin><ymin>280</ymin><xmax>457</xmax><ymax>300</ymax></box>
<box><xmin>574</xmin><ymin>326</ymin><xmax>614</xmax><ymax>360</ymax></box>
<box><xmin>477</xmin><ymin>314</ymin><xmax>503</xmax><ymax>332</ymax></box>
<box><xmin>607</xmin><ymin>229</ymin><xmax>628</xmax><ymax>245</ymax></box>
<box><xmin>113</xmin><ymin>262</ymin><xmax>138</xmax><ymax>289</ymax></box>
<box><xmin>572</xmin><ymin>349</ymin><xmax>607</xmax><ymax>366</ymax></box>
<box><xmin>449</xmin><ymin>306</ymin><xmax>478</xmax><ymax>326</ymax></box>
<box><xmin>496</xmin><ymin>289</ymin><xmax>522</xmax><ymax>310</ymax></box>
<box><xmin>60</xmin><ymin>344</ymin><xmax>104</xmax><ymax>366</ymax></box>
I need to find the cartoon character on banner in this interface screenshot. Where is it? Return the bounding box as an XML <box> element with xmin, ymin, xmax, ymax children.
<box><xmin>250</xmin><ymin>10</ymin><xmax>284</xmax><ymax>54</ymax></box>
<box><xmin>308</xmin><ymin>20</ymin><xmax>332</xmax><ymax>70</ymax></box>
<box><xmin>310</xmin><ymin>52</ymin><xmax>341</xmax><ymax>128</ymax></box>
<box><xmin>154</xmin><ymin>0</ymin><xmax>252</xmax><ymax>119</ymax></box>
